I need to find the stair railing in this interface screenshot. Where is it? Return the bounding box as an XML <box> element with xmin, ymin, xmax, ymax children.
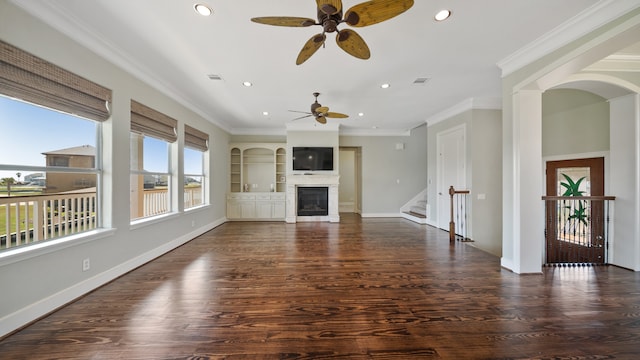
<box><xmin>449</xmin><ymin>186</ymin><xmax>470</xmax><ymax>243</ymax></box>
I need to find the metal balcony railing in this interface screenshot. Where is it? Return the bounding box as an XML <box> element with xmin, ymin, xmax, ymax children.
<box><xmin>542</xmin><ymin>195</ymin><xmax>615</xmax><ymax>266</ymax></box>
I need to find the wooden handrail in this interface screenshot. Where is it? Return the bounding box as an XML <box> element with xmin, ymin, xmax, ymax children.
<box><xmin>542</xmin><ymin>195</ymin><xmax>615</xmax><ymax>201</ymax></box>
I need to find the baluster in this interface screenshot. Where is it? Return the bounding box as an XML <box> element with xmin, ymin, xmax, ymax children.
<box><xmin>70</xmin><ymin>197</ymin><xmax>75</xmax><ymax>234</ymax></box>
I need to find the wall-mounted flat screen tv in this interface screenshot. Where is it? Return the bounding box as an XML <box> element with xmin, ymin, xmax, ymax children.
<box><xmin>292</xmin><ymin>147</ymin><xmax>334</xmax><ymax>171</ymax></box>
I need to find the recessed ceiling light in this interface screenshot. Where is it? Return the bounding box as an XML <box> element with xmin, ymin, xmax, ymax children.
<box><xmin>434</xmin><ymin>9</ymin><xmax>451</xmax><ymax>21</ymax></box>
<box><xmin>243</xmin><ymin>81</ymin><xmax>253</xmax><ymax>87</ymax></box>
<box><xmin>358</xmin><ymin>112</ymin><xmax>364</xmax><ymax>117</ymax></box>
<box><xmin>262</xmin><ymin>111</ymin><xmax>269</xmax><ymax>116</ymax></box>
<box><xmin>194</xmin><ymin>4</ymin><xmax>212</xmax><ymax>16</ymax></box>
<box><xmin>380</xmin><ymin>83</ymin><xmax>390</xmax><ymax>89</ymax></box>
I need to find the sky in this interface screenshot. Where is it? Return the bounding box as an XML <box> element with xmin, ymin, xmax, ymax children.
<box><xmin>0</xmin><ymin>96</ymin><xmax>202</xmax><ymax>181</ymax></box>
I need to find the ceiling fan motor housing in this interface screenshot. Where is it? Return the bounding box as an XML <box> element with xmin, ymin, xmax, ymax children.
<box><xmin>318</xmin><ymin>9</ymin><xmax>343</xmax><ymax>33</ymax></box>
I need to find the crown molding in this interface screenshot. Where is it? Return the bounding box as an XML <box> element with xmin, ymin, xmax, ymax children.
<box><xmin>497</xmin><ymin>0</ymin><xmax>640</xmax><ymax>77</ymax></box>
<box><xmin>338</xmin><ymin>128</ymin><xmax>412</xmax><ymax>137</ymax></box>
<box><xmin>9</xmin><ymin>0</ymin><xmax>233</xmax><ymax>134</ymax></box>
<box><xmin>425</xmin><ymin>97</ymin><xmax>502</xmax><ymax>127</ymax></box>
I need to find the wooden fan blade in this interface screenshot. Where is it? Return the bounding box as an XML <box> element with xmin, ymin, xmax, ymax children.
<box><xmin>316</xmin><ymin>116</ymin><xmax>327</xmax><ymax>124</ymax></box>
<box><xmin>336</xmin><ymin>29</ymin><xmax>370</xmax><ymax>60</ymax></box>
<box><xmin>316</xmin><ymin>0</ymin><xmax>342</xmax><ymax>15</ymax></box>
<box><xmin>289</xmin><ymin>110</ymin><xmax>313</xmax><ymax>114</ymax></box>
<box><xmin>315</xmin><ymin>106</ymin><xmax>330</xmax><ymax>114</ymax></box>
<box><xmin>251</xmin><ymin>17</ymin><xmax>317</xmax><ymax>27</ymax></box>
<box><xmin>296</xmin><ymin>33</ymin><xmax>326</xmax><ymax>65</ymax></box>
<box><xmin>344</xmin><ymin>0</ymin><xmax>414</xmax><ymax>27</ymax></box>
<box><xmin>326</xmin><ymin>112</ymin><xmax>349</xmax><ymax>118</ymax></box>
<box><xmin>292</xmin><ymin>114</ymin><xmax>314</xmax><ymax>121</ymax></box>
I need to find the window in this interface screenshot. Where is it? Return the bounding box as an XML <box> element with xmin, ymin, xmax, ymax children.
<box><xmin>0</xmin><ymin>40</ymin><xmax>110</xmax><ymax>252</ymax></box>
<box><xmin>184</xmin><ymin>125</ymin><xmax>208</xmax><ymax>209</ymax></box>
<box><xmin>130</xmin><ymin>100</ymin><xmax>177</xmax><ymax>221</ymax></box>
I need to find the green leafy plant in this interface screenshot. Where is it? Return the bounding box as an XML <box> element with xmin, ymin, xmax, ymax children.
<box><xmin>560</xmin><ymin>174</ymin><xmax>588</xmax><ymax>231</ymax></box>
<box><xmin>560</xmin><ymin>173</ymin><xmax>585</xmax><ymax>197</ymax></box>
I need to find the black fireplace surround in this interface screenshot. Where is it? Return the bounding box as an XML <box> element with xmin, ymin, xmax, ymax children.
<box><xmin>297</xmin><ymin>187</ymin><xmax>329</xmax><ymax>216</ymax></box>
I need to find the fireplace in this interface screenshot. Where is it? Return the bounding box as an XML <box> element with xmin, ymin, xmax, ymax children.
<box><xmin>297</xmin><ymin>187</ymin><xmax>328</xmax><ymax>216</ymax></box>
<box><xmin>285</xmin><ymin>174</ymin><xmax>339</xmax><ymax>223</ymax></box>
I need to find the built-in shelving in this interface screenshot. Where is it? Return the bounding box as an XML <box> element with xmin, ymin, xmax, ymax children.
<box><xmin>228</xmin><ymin>143</ymin><xmax>286</xmax><ymax>220</ymax></box>
<box><xmin>229</xmin><ymin>143</ymin><xmax>285</xmax><ymax>193</ymax></box>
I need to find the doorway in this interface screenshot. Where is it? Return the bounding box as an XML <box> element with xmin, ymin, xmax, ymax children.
<box><xmin>437</xmin><ymin>125</ymin><xmax>466</xmax><ymax>231</ymax></box>
<box><xmin>339</xmin><ymin>147</ymin><xmax>361</xmax><ymax>213</ymax></box>
<box><xmin>545</xmin><ymin>157</ymin><xmax>605</xmax><ymax>264</ymax></box>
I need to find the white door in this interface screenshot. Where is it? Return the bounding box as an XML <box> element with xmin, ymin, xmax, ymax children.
<box><xmin>437</xmin><ymin>125</ymin><xmax>466</xmax><ymax>230</ymax></box>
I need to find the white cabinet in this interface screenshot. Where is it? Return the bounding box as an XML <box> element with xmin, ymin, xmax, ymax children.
<box><xmin>227</xmin><ymin>193</ymin><xmax>256</xmax><ymax>219</ymax></box>
<box><xmin>227</xmin><ymin>193</ymin><xmax>286</xmax><ymax>220</ymax></box>
<box><xmin>255</xmin><ymin>194</ymin><xmax>272</xmax><ymax>218</ymax></box>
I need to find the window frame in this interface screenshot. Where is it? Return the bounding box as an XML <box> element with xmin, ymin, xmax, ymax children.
<box><xmin>0</xmin><ymin>40</ymin><xmax>111</xmax><ymax>255</ymax></box>
<box><xmin>0</xmin><ymin>97</ymin><xmax>105</xmax><ymax>255</ymax></box>
<box><xmin>183</xmin><ymin>146</ymin><xmax>206</xmax><ymax>210</ymax></box>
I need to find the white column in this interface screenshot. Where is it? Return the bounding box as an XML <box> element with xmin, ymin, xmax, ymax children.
<box><xmin>505</xmin><ymin>90</ymin><xmax>544</xmax><ymax>274</ymax></box>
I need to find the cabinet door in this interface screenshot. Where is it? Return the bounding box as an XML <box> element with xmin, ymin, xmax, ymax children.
<box><xmin>256</xmin><ymin>202</ymin><xmax>272</xmax><ymax>218</ymax></box>
<box><xmin>239</xmin><ymin>201</ymin><xmax>256</xmax><ymax>218</ymax></box>
<box><xmin>272</xmin><ymin>201</ymin><xmax>286</xmax><ymax>219</ymax></box>
<box><xmin>227</xmin><ymin>201</ymin><xmax>242</xmax><ymax>219</ymax></box>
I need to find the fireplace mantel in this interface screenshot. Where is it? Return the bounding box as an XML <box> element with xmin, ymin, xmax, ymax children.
<box><xmin>285</xmin><ymin>174</ymin><xmax>340</xmax><ymax>223</ymax></box>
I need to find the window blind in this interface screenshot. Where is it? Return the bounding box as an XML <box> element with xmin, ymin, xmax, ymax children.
<box><xmin>0</xmin><ymin>40</ymin><xmax>112</xmax><ymax>122</ymax></box>
<box><xmin>130</xmin><ymin>100</ymin><xmax>178</xmax><ymax>142</ymax></box>
<box><xmin>184</xmin><ymin>124</ymin><xmax>209</xmax><ymax>151</ymax></box>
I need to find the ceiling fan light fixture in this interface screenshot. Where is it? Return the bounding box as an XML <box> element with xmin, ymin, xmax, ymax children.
<box><xmin>434</xmin><ymin>9</ymin><xmax>451</xmax><ymax>22</ymax></box>
<box><xmin>194</xmin><ymin>4</ymin><xmax>212</xmax><ymax>16</ymax></box>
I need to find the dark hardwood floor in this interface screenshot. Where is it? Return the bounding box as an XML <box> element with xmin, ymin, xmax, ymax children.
<box><xmin>1</xmin><ymin>214</ymin><xmax>640</xmax><ymax>359</ymax></box>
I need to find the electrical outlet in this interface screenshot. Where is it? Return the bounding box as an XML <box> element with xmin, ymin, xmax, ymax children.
<box><xmin>82</xmin><ymin>258</ymin><xmax>90</xmax><ymax>272</ymax></box>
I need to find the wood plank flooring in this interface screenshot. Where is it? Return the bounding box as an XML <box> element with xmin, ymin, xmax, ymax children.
<box><xmin>1</xmin><ymin>214</ymin><xmax>640</xmax><ymax>359</ymax></box>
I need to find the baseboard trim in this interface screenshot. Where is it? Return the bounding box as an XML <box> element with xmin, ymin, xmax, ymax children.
<box><xmin>360</xmin><ymin>212</ymin><xmax>402</xmax><ymax>218</ymax></box>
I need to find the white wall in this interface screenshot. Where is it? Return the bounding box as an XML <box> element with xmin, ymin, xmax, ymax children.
<box><xmin>542</xmin><ymin>89</ymin><xmax>610</xmax><ymax>157</ymax></box>
<box><xmin>0</xmin><ymin>1</ymin><xmax>229</xmax><ymax>337</ymax></box>
<box><xmin>609</xmin><ymin>94</ymin><xmax>640</xmax><ymax>270</ymax></box>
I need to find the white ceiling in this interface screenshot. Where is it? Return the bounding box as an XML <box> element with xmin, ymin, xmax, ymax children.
<box><xmin>13</xmin><ymin>0</ymin><xmax>637</xmax><ymax>135</ymax></box>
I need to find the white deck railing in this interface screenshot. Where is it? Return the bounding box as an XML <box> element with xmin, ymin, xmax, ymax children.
<box><xmin>0</xmin><ymin>189</ymin><xmax>97</xmax><ymax>249</ymax></box>
<box><xmin>1</xmin><ymin>186</ymin><xmax>203</xmax><ymax>249</ymax></box>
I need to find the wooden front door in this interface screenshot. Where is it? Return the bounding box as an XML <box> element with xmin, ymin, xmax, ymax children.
<box><xmin>545</xmin><ymin>157</ymin><xmax>605</xmax><ymax>264</ymax></box>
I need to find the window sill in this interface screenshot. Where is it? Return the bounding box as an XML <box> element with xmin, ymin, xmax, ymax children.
<box><xmin>130</xmin><ymin>212</ymin><xmax>180</xmax><ymax>230</ymax></box>
<box><xmin>184</xmin><ymin>204</ymin><xmax>210</xmax><ymax>213</ymax></box>
<box><xmin>0</xmin><ymin>228</ymin><xmax>117</xmax><ymax>267</ymax></box>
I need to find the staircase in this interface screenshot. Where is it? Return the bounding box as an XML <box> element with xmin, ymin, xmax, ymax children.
<box><xmin>408</xmin><ymin>199</ymin><xmax>427</xmax><ymax>217</ymax></box>
<box><xmin>401</xmin><ymin>189</ymin><xmax>428</xmax><ymax>224</ymax></box>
